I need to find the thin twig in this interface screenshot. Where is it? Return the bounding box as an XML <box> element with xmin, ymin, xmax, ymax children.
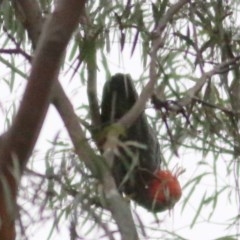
<box><xmin>180</xmin><ymin>55</ymin><xmax>240</xmax><ymax>106</ymax></box>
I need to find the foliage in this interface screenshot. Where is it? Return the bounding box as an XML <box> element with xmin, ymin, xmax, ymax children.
<box><xmin>0</xmin><ymin>0</ymin><xmax>240</xmax><ymax>239</ymax></box>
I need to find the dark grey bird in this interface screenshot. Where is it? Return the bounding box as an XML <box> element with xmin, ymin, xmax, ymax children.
<box><xmin>101</xmin><ymin>73</ymin><xmax>181</xmax><ymax>212</ymax></box>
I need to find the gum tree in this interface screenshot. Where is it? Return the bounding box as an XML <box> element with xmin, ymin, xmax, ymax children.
<box><xmin>0</xmin><ymin>0</ymin><xmax>239</xmax><ymax>239</ymax></box>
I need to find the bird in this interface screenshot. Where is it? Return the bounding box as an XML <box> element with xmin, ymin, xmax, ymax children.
<box><xmin>100</xmin><ymin>73</ymin><xmax>182</xmax><ymax>212</ymax></box>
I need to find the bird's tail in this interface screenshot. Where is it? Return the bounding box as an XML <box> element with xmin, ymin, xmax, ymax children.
<box><xmin>101</xmin><ymin>73</ymin><xmax>137</xmax><ymax>124</ymax></box>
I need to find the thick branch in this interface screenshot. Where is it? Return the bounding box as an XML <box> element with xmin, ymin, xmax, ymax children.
<box><xmin>3</xmin><ymin>0</ymin><xmax>86</xmax><ymax>170</ymax></box>
<box><xmin>0</xmin><ymin>1</ymin><xmax>86</xmax><ymax>239</ymax></box>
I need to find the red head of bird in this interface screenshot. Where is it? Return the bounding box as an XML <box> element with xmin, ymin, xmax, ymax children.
<box><xmin>147</xmin><ymin>169</ymin><xmax>182</xmax><ymax>211</ymax></box>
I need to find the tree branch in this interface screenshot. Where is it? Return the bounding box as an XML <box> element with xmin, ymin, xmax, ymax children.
<box><xmin>118</xmin><ymin>0</ymin><xmax>189</xmax><ymax>128</ymax></box>
<box><xmin>5</xmin><ymin>0</ymin><xmax>86</xmax><ymax>170</ymax></box>
<box><xmin>13</xmin><ymin>1</ymin><xmax>139</xmax><ymax>239</ymax></box>
<box><xmin>13</xmin><ymin>0</ymin><xmax>43</xmax><ymax>49</ymax></box>
<box><xmin>51</xmin><ymin>82</ymin><xmax>101</xmax><ymax>175</ymax></box>
<box><xmin>14</xmin><ymin>0</ymin><xmax>100</xmax><ymax>176</ymax></box>
<box><xmin>0</xmin><ymin>1</ymin><xmax>86</xmax><ymax>239</ymax></box>
<box><xmin>86</xmin><ymin>36</ymin><xmax>101</xmax><ymax>127</ymax></box>
<box><xmin>180</xmin><ymin>55</ymin><xmax>240</xmax><ymax>106</ymax></box>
